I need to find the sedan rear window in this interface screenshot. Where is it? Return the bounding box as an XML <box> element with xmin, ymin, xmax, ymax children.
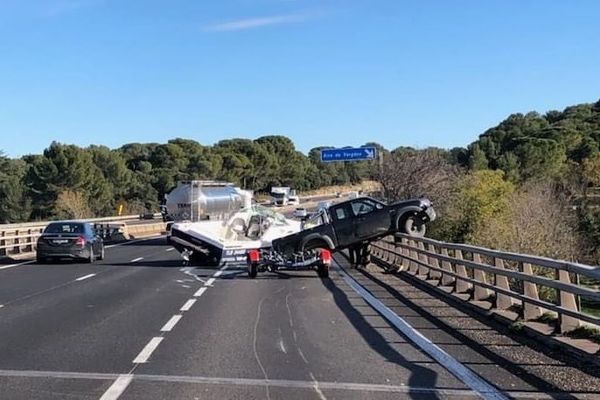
<box><xmin>44</xmin><ymin>223</ymin><xmax>84</xmax><ymax>234</ymax></box>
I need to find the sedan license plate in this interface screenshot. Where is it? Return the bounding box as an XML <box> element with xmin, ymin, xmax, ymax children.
<box><xmin>53</xmin><ymin>239</ymin><xmax>69</xmax><ymax>244</ymax></box>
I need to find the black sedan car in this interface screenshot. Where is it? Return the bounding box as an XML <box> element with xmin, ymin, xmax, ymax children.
<box><xmin>36</xmin><ymin>221</ymin><xmax>105</xmax><ymax>263</ymax></box>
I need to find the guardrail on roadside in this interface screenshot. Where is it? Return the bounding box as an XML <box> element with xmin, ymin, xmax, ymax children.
<box><xmin>0</xmin><ymin>214</ymin><xmax>163</xmax><ymax>258</ymax></box>
<box><xmin>370</xmin><ymin>234</ymin><xmax>600</xmax><ymax>335</ymax></box>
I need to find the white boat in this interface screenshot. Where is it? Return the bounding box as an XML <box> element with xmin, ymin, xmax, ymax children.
<box><xmin>169</xmin><ymin>205</ymin><xmax>301</xmax><ymax>266</ymax></box>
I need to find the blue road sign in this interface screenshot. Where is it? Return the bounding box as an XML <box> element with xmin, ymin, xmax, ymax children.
<box><xmin>320</xmin><ymin>147</ymin><xmax>377</xmax><ymax>162</ymax></box>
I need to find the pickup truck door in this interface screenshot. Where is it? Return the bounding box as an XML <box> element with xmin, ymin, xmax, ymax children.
<box><xmin>351</xmin><ymin>199</ymin><xmax>392</xmax><ymax>240</ymax></box>
<box><xmin>329</xmin><ymin>203</ymin><xmax>355</xmax><ymax>248</ymax></box>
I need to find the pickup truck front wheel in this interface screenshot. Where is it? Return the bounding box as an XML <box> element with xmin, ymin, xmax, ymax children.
<box><xmin>399</xmin><ymin>213</ymin><xmax>427</xmax><ymax>237</ymax></box>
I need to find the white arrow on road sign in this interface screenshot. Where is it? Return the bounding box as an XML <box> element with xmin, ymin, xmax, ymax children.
<box><xmin>364</xmin><ymin>148</ymin><xmax>375</xmax><ymax>159</ymax></box>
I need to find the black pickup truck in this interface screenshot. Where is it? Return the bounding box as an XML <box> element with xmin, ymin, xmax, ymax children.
<box><xmin>272</xmin><ymin>196</ymin><xmax>436</xmax><ymax>255</ymax></box>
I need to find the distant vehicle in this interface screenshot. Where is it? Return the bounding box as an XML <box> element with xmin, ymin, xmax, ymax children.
<box><xmin>36</xmin><ymin>221</ymin><xmax>104</xmax><ymax>263</ymax></box>
<box><xmin>293</xmin><ymin>207</ymin><xmax>308</xmax><ymax>218</ymax></box>
<box><xmin>272</xmin><ymin>197</ymin><xmax>436</xmax><ymax>255</ymax></box>
<box><xmin>288</xmin><ymin>190</ymin><xmax>300</xmax><ymax>205</ymax></box>
<box><xmin>271</xmin><ymin>186</ymin><xmax>291</xmax><ymax>206</ymax></box>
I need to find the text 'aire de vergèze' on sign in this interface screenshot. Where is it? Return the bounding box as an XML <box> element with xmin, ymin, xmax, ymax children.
<box><xmin>320</xmin><ymin>147</ymin><xmax>377</xmax><ymax>162</ymax></box>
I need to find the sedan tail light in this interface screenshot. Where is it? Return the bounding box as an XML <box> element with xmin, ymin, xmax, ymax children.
<box><xmin>75</xmin><ymin>236</ymin><xmax>86</xmax><ymax>247</ymax></box>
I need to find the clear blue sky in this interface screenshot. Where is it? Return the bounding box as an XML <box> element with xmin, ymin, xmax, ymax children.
<box><xmin>1</xmin><ymin>0</ymin><xmax>599</xmax><ymax>157</ymax></box>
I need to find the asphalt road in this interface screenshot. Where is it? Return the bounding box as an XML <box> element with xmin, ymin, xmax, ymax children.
<box><xmin>0</xmin><ymin>238</ymin><xmax>599</xmax><ymax>399</ymax></box>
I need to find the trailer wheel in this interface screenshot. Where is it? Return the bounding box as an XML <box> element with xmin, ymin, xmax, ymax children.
<box><xmin>317</xmin><ymin>262</ymin><xmax>329</xmax><ymax>279</ymax></box>
<box><xmin>248</xmin><ymin>262</ymin><xmax>258</xmax><ymax>279</ymax></box>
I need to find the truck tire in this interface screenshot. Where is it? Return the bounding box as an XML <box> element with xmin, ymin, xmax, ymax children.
<box><xmin>399</xmin><ymin>213</ymin><xmax>426</xmax><ymax>237</ymax></box>
<box><xmin>248</xmin><ymin>262</ymin><xmax>258</xmax><ymax>279</ymax></box>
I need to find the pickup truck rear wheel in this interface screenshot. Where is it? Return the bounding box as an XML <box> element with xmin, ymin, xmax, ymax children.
<box><xmin>399</xmin><ymin>213</ymin><xmax>426</xmax><ymax>237</ymax></box>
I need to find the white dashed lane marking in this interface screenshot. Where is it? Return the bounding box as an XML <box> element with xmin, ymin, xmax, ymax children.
<box><xmin>132</xmin><ymin>337</ymin><xmax>163</xmax><ymax>364</ymax></box>
<box><xmin>194</xmin><ymin>287</ymin><xmax>207</xmax><ymax>297</ymax></box>
<box><xmin>99</xmin><ymin>374</ymin><xmax>133</xmax><ymax>400</ymax></box>
<box><xmin>180</xmin><ymin>299</ymin><xmax>196</xmax><ymax>312</ymax></box>
<box><xmin>130</xmin><ymin>257</ymin><xmax>144</xmax><ymax>263</ymax></box>
<box><xmin>75</xmin><ymin>274</ymin><xmax>96</xmax><ymax>282</ymax></box>
<box><xmin>160</xmin><ymin>315</ymin><xmax>182</xmax><ymax>332</ymax></box>
<box><xmin>205</xmin><ymin>278</ymin><xmax>215</xmax><ymax>286</ymax></box>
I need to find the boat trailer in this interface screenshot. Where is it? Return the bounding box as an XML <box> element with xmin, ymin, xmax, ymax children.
<box><xmin>246</xmin><ymin>248</ymin><xmax>332</xmax><ymax>279</ymax></box>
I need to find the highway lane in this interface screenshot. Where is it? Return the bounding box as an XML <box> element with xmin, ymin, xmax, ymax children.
<box><xmin>0</xmin><ymin>239</ymin><xmax>599</xmax><ymax>399</ymax></box>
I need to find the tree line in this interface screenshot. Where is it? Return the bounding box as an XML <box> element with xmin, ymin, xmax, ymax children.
<box><xmin>0</xmin><ymin>136</ymin><xmax>379</xmax><ymax>222</ymax></box>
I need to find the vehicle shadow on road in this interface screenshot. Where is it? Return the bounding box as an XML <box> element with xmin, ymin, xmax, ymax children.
<box><xmin>320</xmin><ymin>277</ymin><xmax>445</xmax><ymax>399</ymax></box>
<box><xmin>356</xmin><ymin>262</ymin><xmax>594</xmax><ymax>399</ymax></box>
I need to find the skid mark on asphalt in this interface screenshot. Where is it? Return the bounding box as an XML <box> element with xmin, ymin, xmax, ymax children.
<box><xmin>253</xmin><ymin>297</ymin><xmax>271</xmax><ymax>400</ymax></box>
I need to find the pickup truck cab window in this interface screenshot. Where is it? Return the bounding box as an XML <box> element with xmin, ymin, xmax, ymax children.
<box><xmin>350</xmin><ymin>199</ymin><xmax>382</xmax><ymax>216</ymax></box>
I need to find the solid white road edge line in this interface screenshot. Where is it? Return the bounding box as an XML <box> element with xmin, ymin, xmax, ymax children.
<box><xmin>194</xmin><ymin>287</ymin><xmax>207</xmax><ymax>297</ymax></box>
<box><xmin>204</xmin><ymin>277</ymin><xmax>215</xmax><ymax>286</ymax></box>
<box><xmin>75</xmin><ymin>273</ymin><xmax>96</xmax><ymax>282</ymax></box>
<box><xmin>160</xmin><ymin>315</ymin><xmax>182</xmax><ymax>332</ymax></box>
<box><xmin>130</xmin><ymin>257</ymin><xmax>144</xmax><ymax>263</ymax></box>
<box><xmin>99</xmin><ymin>374</ymin><xmax>133</xmax><ymax>400</ymax></box>
<box><xmin>0</xmin><ymin>260</ymin><xmax>34</xmax><ymax>270</ymax></box>
<box><xmin>132</xmin><ymin>337</ymin><xmax>163</xmax><ymax>364</ymax></box>
<box><xmin>334</xmin><ymin>262</ymin><xmax>508</xmax><ymax>400</ymax></box>
<box><xmin>180</xmin><ymin>299</ymin><xmax>196</xmax><ymax>312</ymax></box>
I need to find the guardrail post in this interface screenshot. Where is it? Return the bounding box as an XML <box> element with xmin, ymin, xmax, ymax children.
<box><xmin>14</xmin><ymin>229</ymin><xmax>20</xmax><ymax>254</ymax></box>
<box><xmin>440</xmin><ymin>247</ymin><xmax>455</xmax><ymax>286</ymax></box>
<box><xmin>417</xmin><ymin>241</ymin><xmax>429</xmax><ymax>277</ymax></box>
<box><xmin>454</xmin><ymin>250</ymin><xmax>471</xmax><ymax>294</ymax></box>
<box><xmin>494</xmin><ymin>258</ymin><xmax>513</xmax><ymax>310</ymax></box>
<box><xmin>400</xmin><ymin>238</ymin><xmax>410</xmax><ymax>271</ymax></box>
<box><xmin>0</xmin><ymin>230</ymin><xmax>5</xmax><ymax>256</ymax></box>
<box><xmin>427</xmin><ymin>244</ymin><xmax>441</xmax><ymax>280</ymax></box>
<box><xmin>396</xmin><ymin>238</ymin><xmax>407</xmax><ymax>271</ymax></box>
<box><xmin>556</xmin><ymin>269</ymin><xmax>580</xmax><ymax>333</ymax></box>
<box><xmin>26</xmin><ymin>228</ymin><xmax>33</xmax><ymax>252</ymax></box>
<box><xmin>521</xmin><ymin>262</ymin><xmax>542</xmax><ymax>320</ymax></box>
<box><xmin>472</xmin><ymin>253</ymin><xmax>491</xmax><ymax>300</ymax></box>
<box><xmin>384</xmin><ymin>239</ymin><xmax>393</xmax><ymax>264</ymax></box>
<box><xmin>408</xmin><ymin>240</ymin><xmax>419</xmax><ymax>275</ymax></box>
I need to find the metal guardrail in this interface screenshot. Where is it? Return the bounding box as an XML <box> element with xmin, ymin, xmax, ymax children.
<box><xmin>370</xmin><ymin>234</ymin><xmax>600</xmax><ymax>334</ymax></box>
<box><xmin>0</xmin><ymin>214</ymin><xmax>162</xmax><ymax>257</ymax></box>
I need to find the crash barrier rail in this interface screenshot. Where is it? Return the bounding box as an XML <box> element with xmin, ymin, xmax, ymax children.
<box><xmin>0</xmin><ymin>214</ymin><xmax>163</xmax><ymax>258</ymax></box>
<box><xmin>369</xmin><ymin>234</ymin><xmax>600</xmax><ymax>334</ymax></box>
